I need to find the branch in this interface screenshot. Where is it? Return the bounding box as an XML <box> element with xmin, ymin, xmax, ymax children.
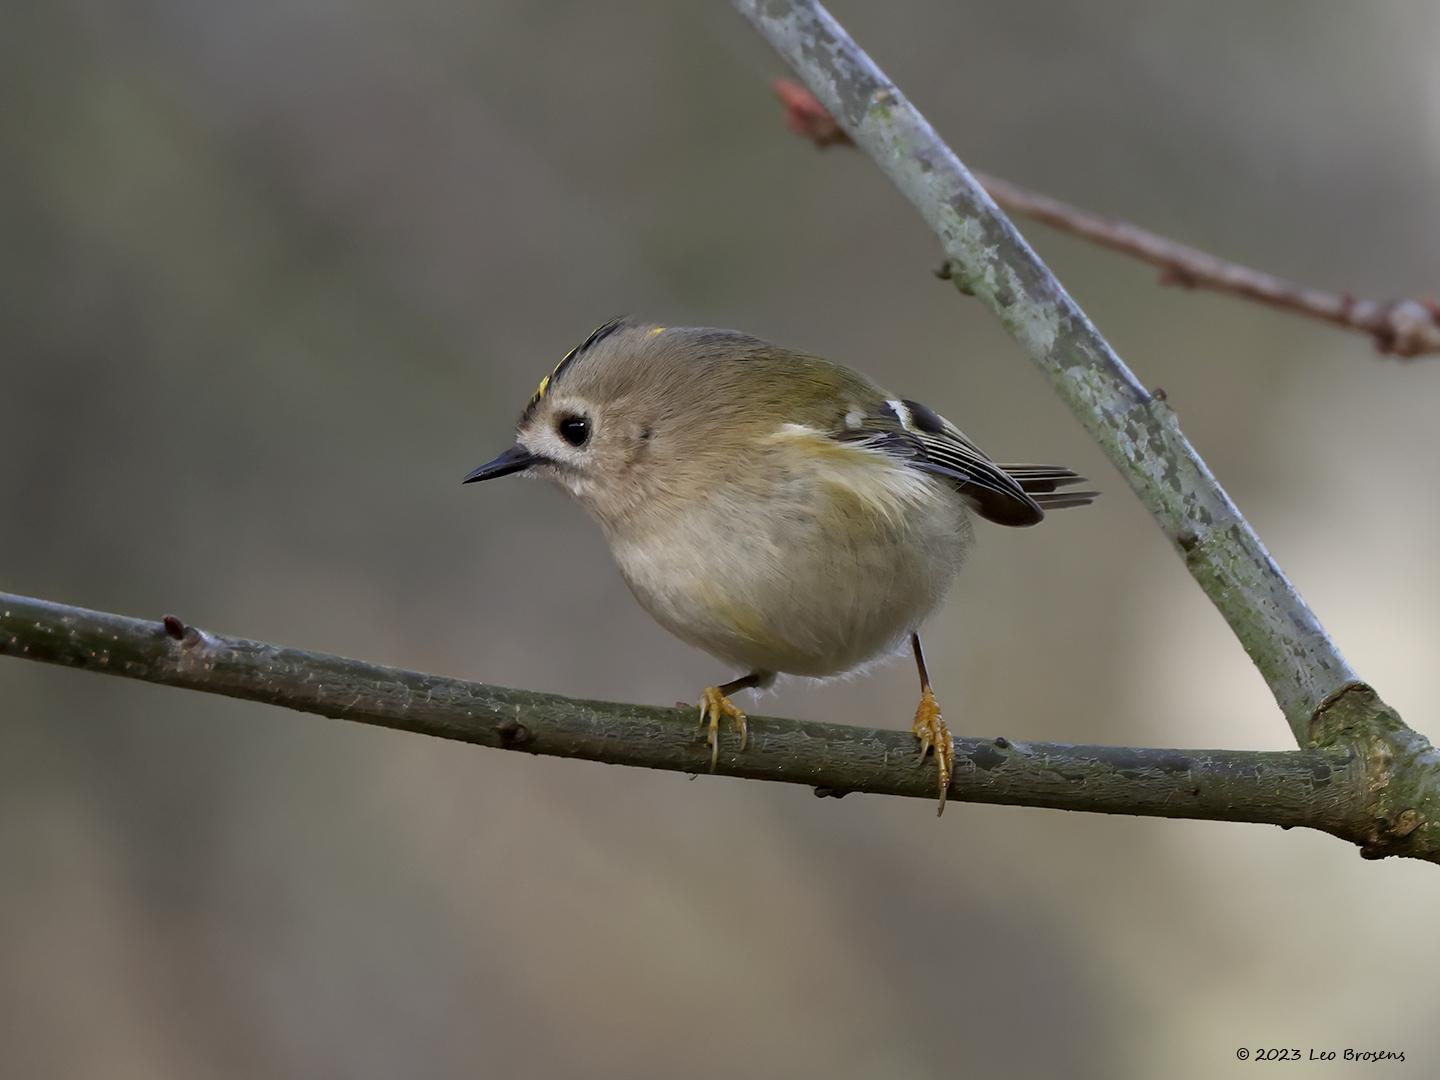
<box><xmin>772</xmin><ymin>78</ymin><xmax>1440</xmax><ymax>359</ymax></box>
<box><xmin>0</xmin><ymin>591</ymin><xmax>1406</xmax><ymax>854</ymax></box>
<box><xmin>734</xmin><ymin>1</ymin><xmax>1440</xmax><ymax>863</ymax></box>
<box><xmin>736</xmin><ymin>0</ymin><xmax>1354</xmax><ymax>739</ymax></box>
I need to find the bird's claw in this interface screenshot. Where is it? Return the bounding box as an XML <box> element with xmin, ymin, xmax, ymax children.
<box><xmin>698</xmin><ymin>686</ymin><xmax>748</xmax><ymax>770</ymax></box>
<box><xmin>912</xmin><ymin>686</ymin><xmax>954</xmax><ymax>815</ymax></box>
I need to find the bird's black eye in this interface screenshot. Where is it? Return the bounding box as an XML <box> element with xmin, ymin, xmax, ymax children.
<box><xmin>557</xmin><ymin>414</ymin><xmax>590</xmax><ymax>447</ymax></box>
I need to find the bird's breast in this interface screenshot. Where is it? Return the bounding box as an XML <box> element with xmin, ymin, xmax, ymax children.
<box><xmin>605</xmin><ymin>436</ymin><xmax>973</xmax><ymax>677</ymax></box>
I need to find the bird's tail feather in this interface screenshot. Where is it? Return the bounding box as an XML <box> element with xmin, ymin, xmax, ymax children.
<box><xmin>1000</xmin><ymin>464</ymin><xmax>1099</xmax><ymax>511</ymax></box>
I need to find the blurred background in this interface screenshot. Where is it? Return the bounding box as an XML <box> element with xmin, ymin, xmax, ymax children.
<box><xmin>3</xmin><ymin>1</ymin><xmax>1438</xmax><ymax>1076</ymax></box>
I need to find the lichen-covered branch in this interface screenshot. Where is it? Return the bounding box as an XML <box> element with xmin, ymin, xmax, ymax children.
<box><xmin>771</xmin><ymin>78</ymin><xmax>1440</xmax><ymax>359</ymax></box>
<box><xmin>0</xmin><ymin>591</ymin><xmax>1409</xmax><ymax>855</ymax></box>
<box><xmin>730</xmin><ymin>0</ymin><xmax>1440</xmax><ymax>863</ymax></box>
<box><xmin>733</xmin><ymin>0</ymin><xmax>1355</xmax><ymax>739</ymax></box>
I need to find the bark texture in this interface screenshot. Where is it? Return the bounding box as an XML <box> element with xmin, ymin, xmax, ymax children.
<box><xmin>4</xmin><ymin>592</ymin><xmax>1429</xmax><ymax>860</ymax></box>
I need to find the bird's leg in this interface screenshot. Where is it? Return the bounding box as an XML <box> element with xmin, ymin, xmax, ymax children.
<box><xmin>910</xmin><ymin>633</ymin><xmax>955</xmax><ymax>815</ymax></box>
<box><xmin>698</xmin><ymin>671</ymin><xmax>764</xmax><ymax>770</ymax></box>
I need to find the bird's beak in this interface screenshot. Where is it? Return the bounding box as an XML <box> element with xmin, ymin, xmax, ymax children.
<box><xmin>462</xmin><ymin>444</ymin><xmax>542</xmax><ymax>484</ymax></box>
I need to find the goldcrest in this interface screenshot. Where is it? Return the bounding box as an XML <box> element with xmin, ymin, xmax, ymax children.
<box><xmin>464</xmin><ymin>319</ymin><xmax>1095</xmax><ymax>811</ymax></box>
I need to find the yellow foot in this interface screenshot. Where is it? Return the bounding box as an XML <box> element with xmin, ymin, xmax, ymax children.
<box><xmin>698</xmin><ymin>686</ymin><xmax>749</xmax><ymax>771</ymax></box>
<box><xmin>912</xmin><ymin>686</ymin><xmax>954</xmax><ymax>816</ymax></box>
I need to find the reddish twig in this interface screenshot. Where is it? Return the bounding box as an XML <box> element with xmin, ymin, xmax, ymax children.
<box><xmin>772</xmin><ymin>78</ymin><xmax>1440</xmax><ymax>359</ymax></box>
<box><xmin>773</xmin><ymin>76</ymin><xmax>852</xmax><ymax>147</ymax></box>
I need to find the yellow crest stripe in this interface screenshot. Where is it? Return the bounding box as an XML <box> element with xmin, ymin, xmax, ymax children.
<box><xmin>523</xmin><ymin>317</ymin><xmax>627</xmax><ymax>417</ymax></box>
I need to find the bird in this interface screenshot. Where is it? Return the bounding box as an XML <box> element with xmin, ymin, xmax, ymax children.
<box><xmin>463</xmin><ymin>319</ymin><xmax>1095</xmax><ymax>812</ymax></box>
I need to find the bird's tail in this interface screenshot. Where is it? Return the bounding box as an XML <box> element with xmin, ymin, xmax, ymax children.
<box><xmin>1000</xmin><ymin>464</ymin><xmax>1099</xmax><ymax>512</ymax></box>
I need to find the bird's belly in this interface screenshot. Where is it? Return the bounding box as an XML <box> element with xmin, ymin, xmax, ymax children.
<box><xmin>608</xmin><ymin>471</ymin><xmax>972</xmax><ymax>678</ymax></box>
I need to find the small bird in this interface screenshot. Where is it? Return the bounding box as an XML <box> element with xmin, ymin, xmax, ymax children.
<box><xmin>464</xmin><ymin>319</ymin><xmax>1095</xmax><ymax>811</ymax></box>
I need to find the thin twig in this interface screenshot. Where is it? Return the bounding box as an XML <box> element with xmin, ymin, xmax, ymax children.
<box><xmin>772</xmin><ymin>77</ymin><xmax>1440</xmax><ymax>359</ymax></box>
<box><xmin>0</xmin><ymin>592</ymin><xmax>1396</xmax><ymax>853</ymax></box>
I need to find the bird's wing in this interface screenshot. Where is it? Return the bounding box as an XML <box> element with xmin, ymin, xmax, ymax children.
<box><xmin>834</xmin><ymin>397</ymin><xmax>1086</xmax><ymax>527</ymax></box>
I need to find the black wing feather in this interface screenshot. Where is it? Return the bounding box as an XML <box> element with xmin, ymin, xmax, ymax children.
<box><xmin>836</xmin><ymin>399</ymin><xmax>1095</xmax><ymax>527</ymax></box>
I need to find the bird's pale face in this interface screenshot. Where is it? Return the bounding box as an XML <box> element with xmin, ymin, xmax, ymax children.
<box><xmin>464</xmin><ymin>380</ymin><xmax>663</xmax><ymax>529</ymax></box>
<box><xmin>465</xmin><ymin>320</ymin><xmax>723</xmax><ymax>529</ymax></box>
